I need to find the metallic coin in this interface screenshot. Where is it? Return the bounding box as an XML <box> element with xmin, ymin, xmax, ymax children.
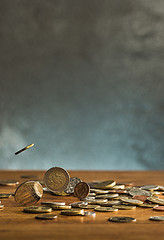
<box><xmin>21</xmin><ymin>175</ymin><xmax>38</xmax><ymax>179</ymax></box>
<box><xmin>88</xmin><ymin>193</ymin><xmax>96</xmax><ymax>197</ymax></box>
<box><xmin>24</xmin><ymin>206</ymin><xmax>52</xmax><ymax>213</ymax></box>
<box><xmin>140</xmin><ymin>185</ymin><xmax>158</xmax><ymax>191</ymax></box>
<box><xmin>153</xmin><ymin>206</ymin><xmax>164</xmax><ymax>211</ymax></box>
<box><xmin>90</xmin><ymin>189</ymin><xmax>110</xmax><ymax>194</ymax></box>
<box><xmin>64</xmin><ymin>177</ymin><xmax>82</xmax><ymax>194</ymax></box>
<box><xmin>100</xmin><ymin>200</ymin><xmax>122</xmax><ymax>207</ymax></box>
<box><xmin>52</xmin><ymin>205</ymin><xmax>71</xmax><ymax>210</ymax></box>
<box><xmin>149</xmin><ymin>216</ymin><xmax>164</xmax><ymax>221</ymax></box>
<box><xmin>74</xmin><ymin>182</ymin><xmax>90</xmax><ymax>199</ymax></box>
<box><xmin>41</xmin><ymin>201</ymin><xmax>65</xmax><ymax>207</ymax></box>
<box><xmin>129</xmin><ymin>187</ymin><xmax>152</xmax><ymax>197</ymax></box>
<box><xmin>132</xmin><ymin>195</ymin><xmax>148</xmax><ymax>202</ymax></box>
<box><xmin>157</xmin><ymin>186</ymin><xmax>164</xmax><ymax>191</ymax></box>
<box><xmin>111</xmin><ymin>184</ymin><xmax>125</xmax><ymax>190</ymax></box>
<box><xmin>14</xmin><ymin>181</ymin><xmax>43</xmax><ymax>206</ymax></box>
<box><xmin>108</xmin><ymin>190</ymin><xmax>128</xmax><ymax>194</ymax></box>
<box><xmin>61</xmin><ymin>209</ymin><xmax>84</xmax><ymax>216</ymax></box>
<box><xmin>70</xmin><ymin>201</ymin><xmax>88</xmax><ymax>208</ymax></box>
<box><xmin>0</xmin><ymin>180</ymin><xmax>19</xmax><ymax>186</ymax></box>
<box><xmin>82</xmin><ymin>196</ymin><xmax>95</xmax><ymax>201</ymax></box>
<box><xmin>152</xmin><ymin>191</ymin><xmax>161</xmax><ymax>195</ymax></box>
<box><xmin>91</xmin><ymin>180</ymin><xmax>116</xmax><ymax>190</ymax></box>
<box><xmin>94</xmin><ymin>206</ymin><xmax>118</xmax><ymax>212</ymax></box>
<box><xmin>138</xmin><ymin>203</ymin><xmax>158</xmax><ymax>208</ymax></box>
<box><xmin>83</xmin><ymin>211</ymin><xmax>96</xmax><ymax>217</ymax></box>
<box><xmin>112</xmin><ymin>205</ymin><xmax>136</xmax><ymax>210</ymax></box>
<box><xmin>44</xmin><ymin>167</ymin><xmax>70</xmax><ymax>193</ymax></box>
<box><xmin>95</xmin><ymin>194</ymin><xmax>119</xmax><ymax>199</ymax></box>
<box><xmin>15</xmin><ymin>143</ymin><xmax>34</xmax><ymax>155</ymax></box>
<box><xmin>87</xmin><ymin>199</ymin><xmax>108</xmax><ymax>205</ymax></box>
<box><xmin>108</xmin><ymin>217</ymin><xmax>136</xmax><ymax>223</ymax></box>
<box><xmin>35</xmin><ymin>214</ymin><xmax>57</xmax><ymax>220</ymax></box>
<box><xmin>147</xmin><ymin>196</ymin><xmax>164</xmax><ymax>205</ymax></box>
<box><xmin>79</xmin><ymin>204</ymin><xmax>99</xmax><ymax>209</ymax></box>
<box><xmin>0</xmin><ymin>204</ymin><xmax>4</xmax><ymax>209</ymax></box>
<box><xmin>0</xmin><ymin>194</ymin><xmax>12</xmax><ymax>199</ymax></box>
<box><xmin>121</xmin><ymin>198</ymin><xmax>143</xmax><ymax>206</ymax></box>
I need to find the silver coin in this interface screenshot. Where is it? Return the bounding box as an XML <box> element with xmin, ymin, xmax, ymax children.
<box><xmin>35</xmin><ymin>214</ymin><xmax>57</xmax><ymax>220</ymax></box>
<box><xmin>70</xmin><ymin>201</ymin><xmax>88</xmax><ymax>208</ymax></box>
<box><xmin>95</xmin><ymin>194</ymin><xmax>119</xmax><ymax>199</ymax></box>
<box><xmin>83</xmin><ymin>211</ymin><xmax>96</xmax><ymax>217</ymax></box>
<box><xmin>149</xmin><ymin>216</ymin><xmax>164</xmax><ymax>221</ymax></box>
<box><xmin>147</xmin><ymin>196</ymin><xmax>164</xmax><ymax>205</ymax></box>
<box><xmin>129</xmin><ymin>187</ymin><xmax>152</xmax><ymax>197</ymax></box>
<box><xmin>64</xmin><ymin>177</ymin><xmax>82</xmax><ymax>194</ymax></box>
<box><xmin>140</xmin><ymin>185</ymin><xmax>158</xmax><ymax>191</ymax></box>
<box><xmin>108</xmin><ymin>217</ymin><xmax>136</xmax><ymax>223</ymax></box>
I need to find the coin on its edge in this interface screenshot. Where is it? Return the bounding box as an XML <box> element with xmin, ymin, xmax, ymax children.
<box><xmin>74</xmin><ymin>182</ymin><xmax>90</xmax><ymax>199</ymax></box>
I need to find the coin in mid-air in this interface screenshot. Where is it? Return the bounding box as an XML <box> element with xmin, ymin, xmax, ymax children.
<box><xmin>24</xmin><ymin>206</ymin><xmax>52</xmax><ymax>213</ymax></box>
<box><xmin>14</xmin><ymin>181</ymin><xmax>43</xmax><ymax>206</ymax></box>
<box><xmin>64</xmin><ymin>177</ymin><xmax>82</xmax><ymax>194</ymax></box>
<box><xmin>44</xmin><ymin>167</ymin><xmax>70</xmax><ymax>193</ymax></box>
<box><xmin>149</xmin><ymin>216</ymin><xmax>164</xmax><ymax>221</ymax></box>
<box><xmin>15</xmin><ymin>143</ymin><xmax>34</xmax><ymax>155</ymax></box>
<box><xmin>74</xmin><ymin>182</ymin><xmax>90</xmax><ymax>199</ymax></box>
<box><xmin>35</xmin><ymin>214</ymin><xmax>57</xmax><ymax>220</ymax></box>
<box><xmin>108</xmin><ymin>217</ymin><xmax>136</xmax><ymax>223</ymax></box>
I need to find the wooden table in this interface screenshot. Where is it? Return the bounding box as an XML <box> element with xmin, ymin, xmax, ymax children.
<box><xmin>0</xmin><ymin>170</ymin><xmax>164</xmax><ymax>240</ymax></box>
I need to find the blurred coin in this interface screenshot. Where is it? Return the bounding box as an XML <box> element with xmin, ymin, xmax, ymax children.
<box><xmin>112</xmin><ymin>205</ymin><xmax>136</xmax><ymax>210</ymax></box>
<box><xmin>79</xmin><ymin>204</ymin><xmax>99</xmax><ymax>209</ymax></box>
<box><xmin>140</xmin><ymin>185</ymin><xmax>158</xmax><ymax>191</ymax></box>
<box><xmin>24</xmin><ymin>206</ymin><xmax>52</xmax><ymax>213</ymax></box>
<box><xmin>15</xmin><ymin>143</ymin><xmax>34</xmax><ymax>155</ymax></box>
<box><xmin>108</xmin><ymin>190</ymin><xmax>128</xmax><ymax>194</ymax></box>
<box><xmin>149</xmin><ymin>216</ymin><xmax>164</xmax><ymax>221</ymax></box>
<box><xmin>147</xmin><ymin>196</ymin><xmax>164</xmax><ymax>205</ymax></box>
<box><xmin>95</xmin><ymin>194</ymin><xmax>118</xmax><ymax>199</ymax></box>
<box><xmin>153</xmin><ymin>206</ymin><xmax>164</xmax><ymax>211</ymax></box>
<box><xmin>61</xmin><ymin>209</ymin><xmax>84</xmax><ymax>216</ymax></box>
<box><xmin>132</xmin><ymin>195</ymin><xmax>148</xmax><ymax>202</ymax></box>
<box><xmin>0</xmin><ymin>180</ymin><xmax>19</xmax><ymax>186</ymax></box>
<box><xmin>52</xmin><ymin>205</ymin><xmax>71</xmax><ymax>210</ymax></box>
<box><xmin>74</xmin><ymin>182</ymin><xmax>90</xmax><ymax>199</ymax></box>
<box><xmin>0</xmin><ymin>194</ymin><xmax>12</xmax><ymax>199</ymax></box>
<box><xmin>94</xmin><ymin>206</ymin><xmax>118</xmax><ymax>212</ymax></box>
<box><xmin>82</xmin><ymin>196</ymin><xmax>95</xmax><ymax>201</ymax></box>
<box><xmin>88</xmin><ymin>193</ymin><xmax>96</xmax><ymax>197</ymax></box>
<box><xmin>41</xmin><ymin>201</ymin><xmax>65</xmax><ymax>207</ymax></box>
<box><xmin>91</xmin><ymin>180</ymin><xmax>116</xmax><ymax>190</ymax></box>
<box><xmin>111</xmin><ymin>184</ymin><xmax>125</xmax><ymax>190</ymax></box>
<box><xmin>21</xmin><ymin>175</ymin><xmax>38</xmax><ymax>179</ymax></box>
<box><xmin>90</xmin><ymin>189</ymin><xmax>109</xmax><ymax>194</ymax></box>
<box><xmin>120</xmin><ymin>198</ymin><xmax>143</xmax><ymax>206</ymax></box>
<box><xmin>64</xmin><ymin>177</ymin><xmax>82</xmax><ymax>194</ymax></box>
<box><xmin>70</xmin><ymin>201</ymin><xmax>88</xmax><ymax>208</ymax></box>
<box><xmin>157</xmin><ymin>186</ymin><xmax>164</xmax><ymax>191</ymax></box>
<box><xmin>44</xmin><ymin>167</ymin><xmax>70</xmax><ymax>193</ymax></box>
<box><xmin>129</xmin><ymin>187</ymin><xmax>152</xmax><ymax>197</ymax></box>
<box><xmin>108</xmin><ymin>216</ymin><xmax>136</xmax><ymax>223</ymax></box>
<box><xmin>14</xmin><ymin>181</ymin><xmax>43</xmax><ymax>206</ymax></box>
<box><xmin>83</xmin><ymin>211</ymin><xmax>96</xmax><ymax>217</ymax></box>
<box><xmin>138</xmin><ymin>203</ymin><xmax>158</xmax><ymax>208</ymax></box>
<box><xmin>152</xmin><ymin>191</ymin><xmax>161</xmax><ymax>195</ymax></box>
<box><xmin>0</xmin><ymin>204</ymin><xmax>4</xmax><ymax>209</ymax></box>
<box><xmin>100</xmin><ymin>200</ymin><xmax>121</xmax><ymax>207</ymax></box>
<box><xmin>87</xmin><ymin>199</ymin><xmax>108</xmax><ymax>205</ymax></box>
<box><xmin>53</xmin><ymin>191</ymin><xmax>70</xmax><ymax>196</ymax></box>
<box><xmin>35</xmin><ymin>214</ymin><xmax>57</xmax><ymax>220</ymax></box>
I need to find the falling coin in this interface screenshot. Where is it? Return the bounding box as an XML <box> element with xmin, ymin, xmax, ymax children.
<box><xmin>15</xmin><ymin>143</ymin><xmax>34</xmax><ymax>155</ymax></box>
<box><xmin>108</xmin><ymin>217</ymin><xmax>136</xmax><ymax>223</ymax></box>
<box><xmin>74</xmin><ymin>182</ymin><xmax>90</xmax><ymax>199</ymax></box>
<box><xmin>24</xmin><ymin>206</ymin><xmax>52</xmax><ymax>213</ymax></box>
<box><xmin>35</xmin><ymin>214</ymin><xmax>57</xmax><ymax>220</ymax></box>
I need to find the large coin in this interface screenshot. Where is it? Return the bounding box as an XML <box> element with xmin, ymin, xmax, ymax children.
<box><xmin>129</xmin><ymin>187</ymin><xmax>152</xmax><ymax>197</ymax></box>
<box><xmin>24</xmin><ymin>206</ymin><xmax>52</xmax><ymax>213</ymax></box>
<box><xmin>108</xmin><ymin>217</ymin><xmax>136</xmax><ymax>223</ymax></box>
<box><xmin>74</xmin><ymin>182</ymin><xmax>90</xmax><ymax>199</ymax></box>
<box><xmin>14</xmin><ymin>181</ymin><xmax>43</xmax><ymax>206</ymax></box>
<box><xmin>64</xmin><ymin>177</ymin><xmax>82</xmax><ymax>194</ymax></box>
<box><xmin>44</xmin><ymin>167</ymin><xmax>70</xmax><ymax>193</ymax></box>
<box><xmin>35</xmin><ymin>214</ymin><xmax>57</xmax><ymax>220</ymax></box>
<box><xmin>149</xmin><ymin>216</ymin><xmax>164</xmax><ymax>221</ymax></box>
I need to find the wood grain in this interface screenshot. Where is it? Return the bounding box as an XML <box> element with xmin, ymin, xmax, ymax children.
<box><xmin>0</xmin><ymin>170</ymin><xmax>164</xmax><ymax>240</ymax></box>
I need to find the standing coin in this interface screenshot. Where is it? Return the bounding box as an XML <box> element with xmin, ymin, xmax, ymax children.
<box><xmin>14</xmin><ymin>181</ymin><xmax>43</xmax><ymax>206</ymax></box>
<box><xmin>149</xmin><ymin>216</ymin><xmax>164</xmax><ymax>221</ymax></box>
<box><xmin>64</xmin><ymin>177</ymin><xmax>82</xmax><ymax>194</ymax></box>
<box><xmin>35</xmin><ymin>214</ymin><xmax>57</xmax><ymax>220</ymax></box>
<box><xmin>74</xmin><ymin>182</ymin><xmax>90</xmax><ymax>199</ymax></box>
<box><xmin>108</xmin><ymin>217</ymin><xmax>136</xmax><ymax>223</ymax></box>
<box><xmin>44</xmin><ymin>167</ymin><xmax>70</xmax><ymax>193</ymax></box>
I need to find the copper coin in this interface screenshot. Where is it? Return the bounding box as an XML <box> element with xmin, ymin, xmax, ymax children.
<box><xmin>44</xmin><ymin>167</ymin><xmax>70</xmax><ymax>193</ymax></box>
<box><xmin>153</xmin><ymin>206</ymin><xmax>164</xmax><ymax>211</ymax></box>
<box><xmin>14</xmin><ymin>181</ymin><xmax>43</xmax><ymax>206</ymax></box>
<box><xmin>74</xmin><ymin>182</ymin><xmax>90</xmax><ymax>199</ymax></box>
<box><xmin>132</xmin><ymin>195</ymin><xmax>148</xmax><ymax>202</ymax></box>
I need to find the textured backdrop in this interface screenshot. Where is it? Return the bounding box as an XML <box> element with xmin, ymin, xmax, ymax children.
<box><xmin>0</xmin><ymin>0</ymin><xmax>164</xmax><ymax>170</ymax></box>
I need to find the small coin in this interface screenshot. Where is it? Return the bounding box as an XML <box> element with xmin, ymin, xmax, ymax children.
<box><xmin>157</xmin><ymin>186</ymin><xmax>164</xmax><ymax>191</ymax></box>
<box><xmin>0</xmin><ymin>204</ymin><xmax>4</xmax><ymax>209</ymax></box>
<box><xmin>95</xmin><ymin>194</ymin><xmax>119</xmax><ymax>199</ymax></box>
<box><xmin>129</xmin><ymin>188</ymin><xmax>152</xmax><ymax>197</ymax></box>
<box><xmin>0</xmin><ymin>194</ymin><xmax>12</xmax><ymax>199</ymax></box>
<box><xmin>74</xmin><ymin>182</ymin><xmax>90</xmax><ymax>199</ymax></box>
<box><xmin>112</xmin><ymin>205</ymin><xmax>136</xmax><ymax>210</ymax></box>
<box><xmin>0</xmin><ymin>180</ymin><xmax>19</xmax><ymax>186</ymax></box>
<box><xmin>35</xmin><ymin>214</ymin><xmax>57</xmax><ymax>220</ymax></box>
<box><xmin>149</xmin><ymin>216</ymin><xmax>164</xmax><ymax>221</ymax></box>
<box><xmin>108</xmin><ymin>217</ymin><xmax>136</xmax><ymax>223</ymax></box>
<box><xmin>79</xmin><ymin>204</ymin><xmax>99</xmax><ymax>209</ymax></box>
<box><xmin>111</xmin><ymin>184</ymin><xmax>125</xmax><ymax>190</ymax></box>
<box><xmin>15</xmin><ymin>143</ymin><xmax>34</xmax><ymax>155</ymax></box>
<box><xmin>64</xmin><ymin>177</ymin><xmax>82</xmax><ymax>194</ymax></box>
<box><xmin>138</xmin><ymin>203</ymin><xmax>158</xmax><ymax>208</ymax></box>
<box><xmin>91</xmin><ymin>180</ymin><xmax>116</xmax><ymax>190</ymax></box>
<box><xmin>24</xmin><ymin>206</ymin><xmax>52</xmax><ymax>213</ymax></box>
<box><xmin>132</xmin><ymin>195</ymin><xmax>148</xmax><ymax>202</ymax></box>
<box><xmin>94</xmin><ymin>206</ymin><xmax>118</xmax><ymax>212</ymax></box>
<box><xmin>52</xmin><ymin>205</ymin><xmax>71</xmax><ymax>210</ymax></box>
<box><xmin>100</xmin><ymin>200</ymin><xmax>122</xmax><ymax>207</ymax></box>
<box><xmin>21</xmin><ymin>175</ymin><xmax>38</xmax><ymax>179</ymax></box>
<box><xmin>14</xmin><ymin>181</ymin><xmax>43</xmax><ymax>206</ymax></box>
<box><xmin>147</xmin><ymin>196</ymin><xmax>164</xmax><ymax>205</ymax></box>
<box><xmin>153</xmin><ymin>206</ymin><xmax>164</xmax><ymax>211</ymax></box>
<box><xmin>41</xmin><ymin>202</ymin><xmax>65</xmax><ymax>207</ymax></box>
<box><xmin>70</xmin><ymin>202</ymin><xmax>88</xmax><ymax>208</ymax></box>
<box><xmin>87</xmin><ymin>199</ymin><xmax>108</xmax><ymax>205</ymax></box>
<box><xmin>44</xmin><ymin>167</ymin><xmax>70</xmax><ymax>193</ymax></box>
<box><xmin>82</xmin><ymin>196</ymin><xmax>95</xmax><ymax>201</ymax></box>
<box><xmin>90</xmin><ymin>189</ymin><xmax>110</xmax><ymax>194</ymax></box>
<box><xmin>83</xmin><ymin>211</ymin><xmax>96</xmax><ymax>217</ymax></box>
<box><xmin>61</xmin><ymin>209</ymin><xmax>84</xmax><ymax>216</ymax></box>
<box><xmin>88</xmin><ymin>193</ymin><xmax>96</xmax><ymax>197</ymax></box>
<box><xmin>152</xmin><ymin>191</ymin><xmax>161</xmax><ymax>195</ymax></box>
<box><xmin>121</xmin><ymin>198</ymin><xmax>143</xmax><ymax>206</ymax></box>
<box><xmin>108</xmin><ymin>190</ymin><xmax>128</xmax><ymax>194</ymax></box>
<box><xmin>140</xmin><ymin>185</ymin><xmax>158</xmax><ymax>191</ymax></box>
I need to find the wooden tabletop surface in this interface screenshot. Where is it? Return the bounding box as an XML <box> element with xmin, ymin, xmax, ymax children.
<box><xmin>0</xmin><ymin>170</ymin><xmax>164</xmax><ymax>240</ymax></box>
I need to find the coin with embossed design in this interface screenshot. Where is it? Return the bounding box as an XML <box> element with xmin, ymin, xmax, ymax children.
<box><xmin>74</xmin><ymin>182</ymin><xmax>90</xmax><ymax>199</ymax></box>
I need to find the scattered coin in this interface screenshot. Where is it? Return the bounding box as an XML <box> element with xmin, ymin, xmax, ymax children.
<box><xmin>64</xmin><ymin>177</ymin><xmax>82</xmax><ymax>194</ymax></box>
<box><xmin>24</xmin><ymin>206</ymin><xmax>52</xmax><ymax>213</ymax></box>
<box><xmin>44</xmin><ymin>167</ymin><xmax>70</xmax><ymax>193</ymax></box>
<box><xmin>91</xmin><ymin>180</ymin><xmax>116</xmax><ymax>189</ymax></box>
<box><xmin>15</xmin><ymin>143</ymin><xmax>34</xmax><ymax>155</ymax></box>
<box><xmin>83</xmin><ymin>211</ymin><xmax>96</xmax><ymax>217</ymax></box>
<box><xmin>96</xmin><ymin>194</ymin><xmax>119</xmax><ymax>199</ymax></box>
<box><xmin>129</xmin><ymin>187</ymin><xmax>152</xmax><ymax>197</ymax></box>
<box><xmin>0</xmin><ymin>180</ymin><xmax>19</xmax><ymax>186</ymax></box>
<box><xmin>132</xmin><ymin>195</ymin><xmax>148</xmax><ymax>202</ymax></box>
<box><xmin>14</xmin><ymin>181</ymin><xmax>43</xmax><ymax>206</ymax></box>
<box><xmin>70</xmin><ymin>201</ymin><xmax>88</xmax><ymax>208</ymax></box>
<box><xmin>52</xmin><ymin>205</ymin><xmax>71</xmax><ymax>210</ymax></box>
<box><xmin>147</xmin><ymin>196</ymin><xmax>164</xmax><ymax>205</ymax></box>
<box><xmin>88</xmin><ymin>193</ymin><xmax>96</xmax><ymax>197</ymax></box>
<box><xmin>41</xmin><ymin>201</ymin><xmax>65</xmax><ymax>207</ymax></box>
<box><xmin>112</xmin><ymin>205</ymin><xmax>136</xmax><ymax>210</ymax></box>
<box><xmin>108</xmin><ymin>216</ymin><xmax>136</xmax><ymax>223</ymax></box>
<box><xmin>120</xmin><ymin>198</ymin><xmax>143</xmax><ymax>206</ymax></box>
<box><xmin>74</xmin><ymin>182</ymin><xmax>90</xmax><ymax>199</ymax></box>
<box><xmin>94</xmin><ymin>206</ymin><xmax>118</xmax><ymax>212</ymax></box>
<box><xmin>140</xmin><ymin>185</ymin><xmax>158</xmax><ymax>191</ymax></box>
<box><xmin>82</xmin><ymin>196</ymin><xmax>95</xmax><ymax>201</ymax></box>
<box><xmin>100</xmin><ymin>200</ymin><xmax>121</xmax><ymax>207</ymax></box>
<box><xmin>111</xmin><ymin>184</ymin><xmax>125</xmax><ymax>190</ymax></box>
<box><xmin>61</xmin><ymin>209</ymin><xmax>84</xmax><ymax>216</ymax></box>
<box><xmin>149</xmin><ymin>216</ymin><xmax>164</xmax><ymax>221</ymax></box>
<box><xmin>157</xmin><ymin>186</ymin><xmax>164</xmax><ymax>191</ymax></box>
<box><xmin>138</xmin><ymin>203</ymin><xmax>158</xmax><ymax>208</ymax></box>
<box><xmin>20</xmin><ymin>175</ymin><xmax>38</xmax><ymax>179</ymax></box>
<box><xmin>87</xmin><ymin>199</ymin><xmax>108</xmax><ymax>205</ymax></box>
<box><xmin>153</xmin><ymin>206</ymin><xmax>164</xmax><ymax>211</ymax></box>
<box><xmin>79</xmin><ymin>204</ymin><xmax>99</xmax><ymax>209</ymax></box>
<box><xmin>0</xmin><ymin>194</ymin><xmax>12</xmax><ymax>199</ymax></box>
<box><xmin>35</xmin><ymin>214</ymin><xmax>57</xmax><ymax>220</ymax></box>
<box><xmin>90</xmin><ymin>189</ymin><xmax>109</xmax><ymax>194</ymax></box>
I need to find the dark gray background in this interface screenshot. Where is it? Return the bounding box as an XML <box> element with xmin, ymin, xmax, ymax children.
<box><xmin>0</xmin><ymin>0</ymin><xmax>163</xmax><ymax>170</ymax></box>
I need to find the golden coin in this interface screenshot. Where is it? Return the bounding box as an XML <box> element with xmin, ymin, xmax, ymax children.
<box><xmin>120</xmin><ymin>198</ymin><xmax>143</xmax><ymax>206</ymax></box>
<box><xmin>74</xmin><ymin>182</ymin><xmax>90</xmax><ymax>199</ymax></box>
<box><xmin>95</xmin><ymin>194</ymin><xmax>119</xmax><ymax>199</ymax></box>
<box><xmin>61</xmin><ymin>209</ymin><xmax>84</xmax><ymax>216</ymax></box>
<box><xmin>15</xmin><ymin>143</ymin><xmax>34</xmax><ymax>155</ymax></box>
<box><xmin>52</xmin><ymin>205</ymin><xmax>71</xmax><ymax>210</ymax></box>
<box><xmin>94</xmin><ymin>206</ymin><xmax>118</xmax><ymax>212</ymax></box>
<box><xmin>24</xmin><ymin>206</ymin><xmax>52</xmax><ymax>213</ymax></box>
<box><xmin>100</xmin><ymin>200</ymin><xmax>121</xmax><ymax>207</ymax></box>
<box><xmin>0</xmin><ymin>180</ymin><xmax>19</xmax><ymax>186</ymax></box>
<box><xmin>108</xmin><ymin>217</ymin><xmax>136</xmax><ymax>223</ymax></box>
<box><xmin>138</xmin><ymin>203</ymin><xmax>158</xmax><ymax>208</ymax></box>
<box><xmin>35</xmin><ymin>214</ymin><xmax>57</xmax><ymax>220</ymax></box>
<box><xmin>112</xmin><ymin>205</ymin><xmax>136</xmax><ymax>210</ymax></box>
<box><xmin>0</xmin><ymin>194</ymin><xmax>12</xmax><ymax>199</ymax></box>
<box><xmin>90</xmin><ymin>189</ymin><xmax>110</xmax><ymax>194</ymax></box>
<box><xmin>14</xmin><ymin>181</ymin><xmax>43</xmax><ymax>206</ymax></box>
<box><xmin>79</xmin><ymin>204</ymin><xmax>99</xmax><ymax>209</ymax></box>
<box><xmin>111</xmin><ymin>184</ymin><xmax>125</xmax><ymax>190</ymax></box>
<box><xmin>44</xmin><ymin>167</ymin><xmax>70</xmax><ymax>193</ymax></box>
<box><xmin>91</xmin><ymin>180</ymin><xmax>116</xmax><ymax>190</ymax></box>
<box><xmin>88</xmin><ymin>199</ymin><xmax>108</xmax><ymax>205</ymax></box>
<box><xmin>147</xmin><ymin>196</ymin><xmax>164</xmax><ymax>205</ymax></box>
<box><xmin>41</xmin><ymin>201</ymin><xmax>65</xmax><ymax>207</ymax></box>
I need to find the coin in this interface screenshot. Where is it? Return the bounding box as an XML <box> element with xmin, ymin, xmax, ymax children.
<box><xmin>44</xmin><ymin>167</ymin><xmax>70</xmax><ymax>193</ymax></box>
<box><xmin>91</xmin><ymin>180</ymin><xmax>116</xmax><ymax>189</ymax></box>
<box><xmin>140</xmin><ymin>185</ymin><xmax>158</xmax><ymax>191</ymax></box>
<box><xmin>111</xmin><ymin>184</ymin><xmax>125</xmax><ymax>190</ymax></box>
<box><xmin>157</xmin><ymin>186</ymin><xmax>164</xmax><ymax>191</ymax></box>
<box><xmin>0</xmin><ymin>204</ymin><xmax>4</xmax><ymax>209</ymax></box>
<box><xmin>120</xmin><ymin>198</ymin><xmax>143</xmax><ymax>206</ymax></box>
<box><xmin>112</xmin><ymin>205</ymin><xmax>136</xmax><ymax>210</ymax></box>
<box><xmin>82</xmin><ymin>196</ymin><xmax>95</xmax><ymax>201</ymax></box>
<box><xmin>100</xmin><ymin>200</ymin><xmax>121</xmax><ymax>207</ymax></box>
<box><xmin>70</xmin><ymin>202</ymin><xmax>88</xmax><ymax>208</ymax></box>
<box><xmin>149</xmin><ymin>216</ymin><xmax>164</xmax><ymax>221</ymax></box>
<box><xmin>41</xmin><ymin>201</ymin><xmax>65</xmax><ymax>207</ymax></box>
<box><xmin>24</xmin><ymin>206</ymin><xmax>52</xmax><ymax>213</ymax></box>
<box><xmin>35</xmin><ymin>214</ymin><xmax>57</xmax><ymax>220</ymax></box>
<box><xmin>138</xmin><ymin>203</ymin><xmax>158</xmax><ymax>208</ymax></box>
<box><xmin>0</xmin><ymin>194</ymin><xmax>12</xmax><ymax>199</ymax></box>
<box><xmin>153</xmin><ymin>206</ymin><xmax>164</xmax><ymax>211</ymax></box>
<box><xmin>64</xmin><ymin>177</ymin><xmax>82</xmax><ymax>194</ymax></box>
<box><xmin>61</xmin><ymin>209</ymin><xmax>84</xmax><ymax>216</ymax></box>
<box><xmin>108</xmin><ymin>217</ymin><xmax>136</xmax><ymax>223</ymax></box>
<box><xmin>129</xmin><ymin>187</ymin><xmax>152</xmax><ymax>197</ymax></box>
<box><xmin>79</xmin><ymin>204</ymin><xmax>99</xmax><ymax>209</ymax></box>
<box><xmin>95</xmin><ymin>194</ymin><xmax>119</xmax><ymax>199</ymax></box>
<box><xmin>147</xmin><ymin>196</ymin><xmax>164</xmax><ymax>205</ymax></box>
<box><xmin>14</xmin><ymin>181</ymin><xmax>43</xmax><ymax>206</ymax></box>
<box><xmin>90</xmin><ymin>189</ymin><xmax>110</xmax><ymax>194</ymax></box>
<box><xmin>15</xmin><ymin>143</ymin><xmax>34</xmax><ymax>155</ymax></box>
<box><xmin>132</xmin><ymin>195</ymin><xmax>148</xmax><ymax>202</ymax></box>
<box><xmin>83</xmin><ymin>211</ymin><xmax>96</xmax><ymax>217</ymax></box>
<box><xmin>87</xmin><ymin>199</ymin><xmax>108</xmax><ymax>205</ymax></box>
<box><xmin>0</xmin><ymin>180</ymin><xmax>19</xmax><ymax>186</ymax></box>
<box><xmin>94</xmin><ymin>206</ymin><xmax>118</xmax><ymax>212</ymax></box>
<box><xmin>74</xmin><ymin>182</ymin><xmax>90</xmax><ymax>199</ymax></box>
<box><xmin>52</xmin><ymin>205</ymin><xmax>71</xmax><ymax>210</ymax></box>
